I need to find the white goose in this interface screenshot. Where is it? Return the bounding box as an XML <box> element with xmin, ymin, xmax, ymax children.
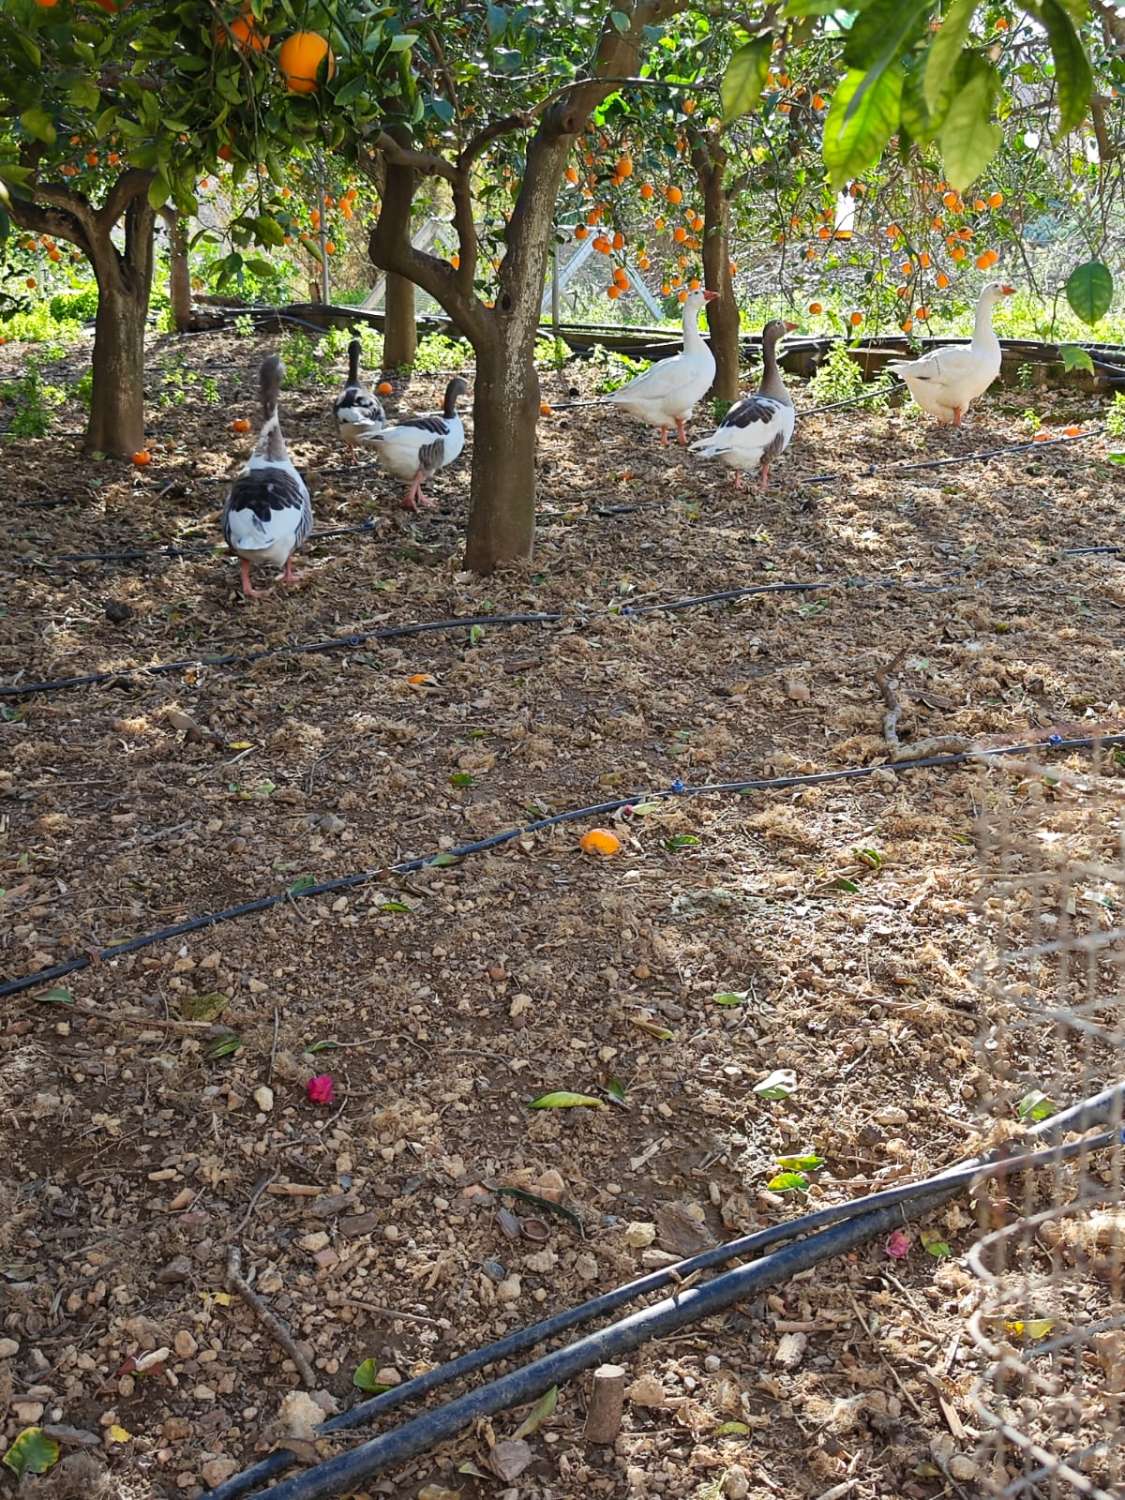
<box><xmin>691</xmin><ymin>318</ymin><xmax>797</xmax><ymax>489</ymax></box>
<box><xmin>887</xmin><ymin>281</ymin><xmax>1014</xmax><ymax>425</ymax></box>
<box><xmin>354</xmin><ymin>376</ymin><xmax>468</xmax><ymax>510</ymax></box>
<box><xmin>607</xmin><ymin>287</ymin><xmax>718</xmax><ymax>445</ymax></box>
<box><xmin>333</xmin><ymin>338</ymin><xmax>384</xmax><ymax>462</ymax></box>
<box><xmin>221</xmin><ymin>355</ymin><xmax>312</xmax><ymax>599</ymax></box>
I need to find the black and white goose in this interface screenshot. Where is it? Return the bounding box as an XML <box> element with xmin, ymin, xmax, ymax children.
<box><xmin>221</xmin><ymin>354</ymin><xmax>312</xmax><ymax>598</ymax></box>
<box><xmin>354</xmin><ymin>376</ymin><xmax>468</xmax><ymax>510</ymax></box>
<box><xmin>333</xmin><ymin>338</ymin><xmax>384</xmax><ymax>462</ymax></box>
<box><xmin>691</xmin><ymin>318</ymin><xmax>797</xmax><ymax>490</ymax></box>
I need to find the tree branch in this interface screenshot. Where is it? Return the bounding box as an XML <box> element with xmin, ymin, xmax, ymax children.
<box><xmin>5</xmin><ymin>193</ymin><xmax>92</xmax><ymax>257</ymax></box>
<box><xmin>97</xmin><ymin>168</ymin><xmax>156</xmax><ymax>235</ymax></box>
<box><xmin>373</xmin><ymin>130</ymin><xmax>459</xmax><ymax>183</ymax></box>
<box><xmin>458</xmin><ymin>114</ymin><xmax>531</xmax><ymax>172</ymax></box>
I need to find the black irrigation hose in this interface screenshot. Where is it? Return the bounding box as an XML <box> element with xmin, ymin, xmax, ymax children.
<box><xmin>219</xmin><ymin>1081</ymin><xmax>1125</xmax><ymax>1500</ymax></box>
<box><xmin>804</xmin><ymin>425</ymin><xmax>1104</xmax><ymax>484</ymax></box>
<box><xmin>0</xmin><ymin>611</ymin><xmax>561</xmax><ymax>699</ymax></box>
<box><xmin>3</xmin><ymin>732</ymin><xmax>1122</xmax><ymax>1001</ymax></box>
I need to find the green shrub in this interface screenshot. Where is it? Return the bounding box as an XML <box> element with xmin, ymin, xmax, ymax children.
<box><xmin>49</xmin><ymin>286</ymin><xmax>99</xmax><ymax>322</ymax></box>
<box><xmin>412</xmin><ymin>332</ymin><xmax>473</xmax><ymax>375</ymax></box>
<box><xmin>808</xmin><ymin>341</ymin><xmax>867</xmax><ymax>406</ymax></box>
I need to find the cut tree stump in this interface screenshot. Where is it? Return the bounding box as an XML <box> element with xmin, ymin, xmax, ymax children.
<box><xmin>584</xmin><ymin>1363</ymin><xmax>627</xmax><ymax>1444</ymax></box>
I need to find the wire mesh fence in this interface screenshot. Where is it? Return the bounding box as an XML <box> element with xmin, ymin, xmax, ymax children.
<box><xmin>967</xmin><ymin>742</ymin><xmax>1125</xmax><ymax>1497</ymax></box>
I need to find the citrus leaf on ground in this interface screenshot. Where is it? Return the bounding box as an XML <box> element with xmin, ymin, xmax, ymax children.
<box><xmin>713</xmin><ymin>991</ymin><xmax>746</xmax><ymax>1007</ymax></box>
<box><xmin>205</xmin><ymin>1033</ymin><xmax>241</xmax><ymax>1061</ymax></box>
<box><xmin>715</xmin><ymin>1421</ymin><xmax>750</xmax><ymax>1436</ymax></box>
<box><xmin>429</xmin><ymin>852</ymin><xmax>461</xmax><ymax>867</ymax></box>
<box><xmin>37</xmin><ymin>987</ymin><xmax>74</xmax><ymax>1006</ymax></box>
<box><xmin>605</xmin><ymin>1076</ymin><xmax>629</xmax><ymax>1106</ymax></box>
<box><xmin>767</xmin><ymin>1171</ymin><xmax>809</xmax><ymax>1192</ymax></box>
<box><xmin>3</xmin><ymin>1428</ymin><xmax>60</xmax><ymax>1478</ymax></box>
<box><xmin>352</xmin><ymin>1359</ymin><xmax>392</xmax><ymax>1394</ymax></box>
<box><xmin>182</xmin><ymin>992</ymin><xmax>227</xmax><ymax>1021</ymax></box>
<box><xmin>288</xmin><ymin>874</ymin><xmax>317</xmax><ymax>895</ymax></box>
<box><xmin>513</xmin><ymin>1384</ymin><xmax>558</xmax><ymax>1439</ymax></box>
<box><xmin>305</xmin><ymin>1040</ymin><xmax>339</xmax><ymax>1054</ymax></box>
<box><xmin>924</xmin><ymin>1239</ymin><xmax>952</xmax><ymax>1258</ymax></box>
<box><xmin>1017</xmin><ymin>1089</ymin><xmax>1056</xmax><ymax>1122</ymax></box>
<box><xmin>776</xmin><ymin>1152</ymin><xmax>824</xmax><ymax>1171</ymax></box>
<box><xmin>754</xmin><ymin>1068</ymin><xmax>796</xmax><ymax>1100</ymax></box>
<box><xmin>629</xmin><ymin>1016</ymin><xmax>674</xmax><ymax>1040</ymax></box>
<box><xmin>529</xmin><ymin>1091</ymin><xmax>606</xmax><ymax>1110</ymax></box>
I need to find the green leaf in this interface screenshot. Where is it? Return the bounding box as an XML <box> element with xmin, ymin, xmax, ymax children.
<box><xmin>377</xmin><ymin>900</ymin><xmax>411</xmax><ymax>913</ymax></box>
<box><xmin>605</xmin><ymin>1076</ymin><xmax>628</xmax><ymax>1106</ymax></box>
<box><xmin>450</xmin><ymin>772</ymin><xmax>474</xmax><ymax>787</ymax></box>
<box><xmin>389</xmin><ymin>32</ymin><xmax>419</xmax><ymax>51</ymax></box>
<box><xmin>529</xmin><ymin>1091</ymin><xmax>606</xmax><ymax>1110</ymax></box>
<box><xmin>776</xmin><ymin>1152</ymin><xmax>824</xmax><ymax>1171</ymax></box>
<box><xmin>753</xmin><ymin>1068</ymin><xmax>796</xmax><ymax>1100</ymax></box>
<box><xmin>940</xmin><ymin>56</ymin><xmax>1002</xmax><ymax>190</ymax></box>
<box><xmin>1066</xmin><ymin>261</ymin><xmax>1113</xmax><ymax>325</ymax></box>
<box><xmin>713</xmin><ymin>991</ymin><xmax>746</xmax><ymax>1007</ymax></box>
<box><xmin>767</xmin><ymin>1170</ymin><xmax>810</xmax><ymax>1192</ymax></box>
<box><xmin>513</xmin><ymin>1385</ymin><xmax>557</xmax><ymax>1440</ymax></box>
<box><xmin>288</xmin><ymin>874</ymin><xmax>318</xmax><ymax>896</ymax></box>
<box><xmin>352</xmin><ymin>1359</ymin><xmax>392</xmax><ymax>1394</ymax></box>
<box><xmin>831</xmin><ymin>877</ymin><xmax>861</xmax><ymax>893</ymax></box>
<box><xmin>1040</xmin><ymin>0</ymin><xmax>1092</xmax><ymax>133</ymax></box>
<box><xmin>1017</xmin><ymin>1089</ymin><xmax>1057</xmax><ymax>1122</ymax></box>
<box><xmin>148</xmin><ymin>172</ymin><xmax>171</xmax><ymax>212</ymax></box>
<box><xmin>205</xmin><ymin>1033</ymin><xmax>242</xmax><ymax>1061</ymax></box>
<box><xmin>69</xmin><ymin>78</ymin><xmax>103</xmax><ymax>112</ymax></box>
<box><xmin>720</xmin><ymin>36</ymin><xmax>772</xmax><ymax>125</ymax></box>
<box><xmin>665</xmin><ymin>834</ymin><xmax>699</xmax><ymax>850</ymax></box>
<box><xmin>610</xmin><ymin>9</ymin><xmax>630</xmax><ymax>33</ymax></box>
<box><xmin>306</xmin><ymin>1039</ymin><xmax>339</xmax><ymax>1054</ymax></box>
<box><xmin>924</xmin><ymin>0</ymin><xmax>975</xmax><ymax>112</ymax></box>
<box><xmin>20</xmin><ymin>107</ymin><xmax>57</xmax><ymax>146</ymax></box>
<box><xmin>822</xmin><ymin>66</ymin><xmax>903</xmax><ymax>190</ymax></box>
<box><xmin>843</xmin><ymin>0</ymin><xmax>931</xmax><ymax>122</ymax></box>
<box><xmin>628</xmin><ymin>802</ymin><xmax>662</xmax><ymax>815</ymax></box>
<box><xmin>715</xmin><ymin>1421</ymin><xmax>750</xmax><ymax>1436</ymax></box>
<box><xmin>37</xmin><ymin>987</ymin><xmax>74</xmax><ymax>1006</ymax></box>
<box><xmin>429</xmin><ymin>852</ymin><xmax>461</xmax><ymax>868</ymax></box>
<box><xmin>333</xmin><ymin>75</ymin><xmax>368</xmax><ymax>108</ymax></box>
<box><xmin>1059</xmin><ymin>344</ymin><xmax>1094</xmax><ymax>374</ymax></box>
<box><xmin>854</xmin><ymin>847</ymin><xmax>884</xmax><ymax>869</ymax></box>
<box><xmin>182</xmin><ymin>992</ymin><xmax>227</xmax><ymax>1022</ymax></box>
<box><xmin>468</xmin><ymin>623</ymin><xmax>484</xmax><ymax>645</ymax></box>
<box><xmin>924</xmin><ymin>1238</ymin><xmax>952</xmax><ymax>1258</ymax></box>
<box><xmin>253</xmin><ymin>214</ymin><xmax>286</xmax><ymax>247</ymax></box>
<box><xmin>3</xmin><ymin>1428</ymin><xmax>60</xmax><ymax>1478</ymax></box>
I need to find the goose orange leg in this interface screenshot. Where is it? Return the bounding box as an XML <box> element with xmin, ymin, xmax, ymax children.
<box><xmin>279</xmin><ymin>556</ymin><xmax>304</xmax><ymax>588</ymax></box>
<box><xmin>658</xmin><ymin>426</ymin><xmax>669</xmax><ymax>448</ymax></box>
<box><xmin>953</xmin><ymin>406</ymin><xmax>963</xmax><ymax>426</ymax></box>
<box><xmin>239</xmin><ymin>559</ymin><xmax>264</xmax><ymax>599</ymax></box>
<box><xmin>675</xmin><ymin>417</ymin><xmax>688</xmax><ymax>446</ymax></box>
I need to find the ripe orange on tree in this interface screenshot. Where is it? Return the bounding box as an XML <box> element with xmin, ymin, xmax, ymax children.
<box><xmin>217</xmin><ymin>144</ymin><xmax>233</xmax><ymax>162</ymax></box>
<box><xmin>217</xmin><ymin>10</ymin><xmax>271</xmax><ymax>50</ymax></box>
<box><xmin>989</xmin><ymin>191</ymin><xmax>1004</xmax><ymax>208</ymax></box>
<box><xmin>278</xmin><ymin>31</ymin><xmax>336</xmax><ymax>95</ymax></box>
<box><xmin>565</xmin><ymin>166</ymin><xmax>579</xmax><ymax>184</ymax></box>
<box><xmin>849</xmin><ymin>311</ymin><xmax>863</xmax><ymax>327</ymax></box>
<box><xmin>936</xmin><ymin>271</ymin><xmax>951</xmax><ymax>288</ymax></box>
<box><xmin>616</xmin><ymin>156</ymin><xmax>633</xmax><ymax>178</ymax></box>
<box><xmin>665</xmin><ymin>185</ymin><xmax>683</xmax><ymax>204</ymax></box>
<box><xmin>574</xmin><ymin>224</ymin><xmax>588</xmax><ymax>240</ymax></box>
<box><xmin>639</xmin><ymin>182</ymin><xmax>654</xmax><ymax>200</ymax></box>
<box><xmin>808</xmin><ymin>301</ymin><xmax>823</xmax><ymax>314</ymax></box>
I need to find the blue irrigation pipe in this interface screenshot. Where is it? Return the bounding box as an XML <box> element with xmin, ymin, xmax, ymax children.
<box><xmin>216</xmin><ymin>1081</ymin><xmax>1125</xmax><ymax>1500</ymax></box>
<box><xmin>3</xmin><ymin>732</ymin><xmax>1122</xmax><ymax>1001</ymax></box>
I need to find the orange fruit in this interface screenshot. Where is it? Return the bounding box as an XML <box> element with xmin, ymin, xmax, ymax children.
<box><xmin>918</xmin><ymin>252</ymin><xmax>931</xmax><ymax>268</ymax></box>
<box><xmin>639</xmin><ymin>182</ymin><xmax>654</xmax><ymax>200</ymax></box>
<box><xmin>60</xmin><ymin>164</ymin><xmax>78</xmax><ymax>177</ymax></box>
<box><xmin>974</xmin><ymin>197</ymin><xmax>986</xmax><ymax>211</ymax></box>
<box><xmin>951</xmin><ymin>246</ymin><xmax>967</xmax><ymax>262</ymax></box>
<box><xmin>994</xmin><ymin>16</ymin><xmax>1009</xmax><ymax>28</ymax></box>
<box><xmin>936</xmin><ymin>271</ymin><xmax>951</xmax><ymax>288</ymax></box>
<box><xmin>376</xmin><ymin>381</ymin><xmax>393</xmax><ymax>396</ymax></box>
<box><xmin>975</xmin><ymin>250</ymin><xmax>997</xmax><ymax>269</ymax></box>
<box><xmin>818</xmin><ymin>226</ymin><xmax>831</xmax><ymax>241</ymax></box>
<box><xmin>217</xmin><ymin>144</ymin><xmax>233</xmax><ymax>162</ymax></box>
<box><xmin>661</xmin><ymin>281</ymin><xmax>671</xmax><ymax>295</ymax></box>
<box><xmin>1064</xmin><ymin>425</ymin><xmax>1081</xmax><ymax>436</ymax></box>
<box><xmin>943</xmin><ymin>191</ymin><xmax>961</xmax><ymax>211</ymax></box>
<box><xmin>896</xmin><ymin>285</ymin><xmax>910</xmax><ymax>298</ymax></box>
<box><xmin>989</xmin><ymin>191</ymin><xmax>1004</xmax><ymax>208</ymax></box>
<box><xmin>131</xmin><ymin>450</ymin><xmax>151</xmax><ymax>466</ymax></box>
<box><xmin>673</xmin><ymin>226</ymin><xmax>687</xmax><ymax>243</ymax></box>
<box><xmin>593</xmin><ymin>236</ymin><xmax>610</xmax><ymax>253</ymax></box>
<box><xmin>901</xmin><ymin>318</ymin><xmax>913</xmax><ymax>333</ymax></box>
<box><xmin>565</xmin><ymin>166</ymin><xmax>579</xmax><ymax>184</ymax></box>
<box><xmin>849</xmin><ymin>311</ymin><xmax>863</xmax><ymax>327</ymax></box>
<box><xmin>958</xmin><ymin>227</ymin><xmax>973</xmax><ymax>240</ymax></box>
<box><xmin>900</xmin><ymin>260</ymin><xmax>912</xmax><ymax>275</ymax></box>
<box><xmin>653</xmin><ymin>216</ymin><xmax>665</xmax><ymax>230</ymax></box>
<box><xmin>665</xmin><ymin>185</ymin><xmax>683</xmax><ymax>205</ymax></box>
<box><xmin>25</xmin><ymin>277</ymin><xmax>36</xmax><ymax>289</ymax></box>
<box><xmin>616</xmin><ymin>156</ymin><xmax>633</xmax><ymax>179</ymax></box>
<box><xmin>1032</xmin><ymin>431</ymin><xmax>1050</xmax><ymax>442</ymax></box>
<box><xmin>612</xmin><ymin>230</ymin><xmax>624</xmax><ymax>249</ymax></box>
<box><xmin>278</xmin><ymin>31</ymin><xmax>336</xmax><ymax>95</ymax></box>
<box><xmin>574</xmin><ymin>225</ymin><xmax>588</xmax><ymax>240</ymax></box>
<box><xmin>677</xmin><ymin>288</ymin><xmax>688</xmax><ymax>304</ymax></box>
<box><xmin>230</xmin><ymin>418</ymin><xmax>251</xmax><ymax>433</ymax></box>
<box><xmin>36</xmin><ymin>0</ymin><xmax>61</xmax><ymax>7</ymax></box>
<box><xmin>612</xmin><ymin>266</ymin><xmax>628</xmax><ymax>286</ymax></box>
<box><xmin>219</xmin><ymin>12</ymin><xmax>271</xmax><ymax>50</ymax></box>
<box><xmin>811</xmin><ymin>93</ymin><xmax>825</xmax><ymax>109</ymax></box>
<box><xmin>808</xmin><ymin>301</ymin><xmax>823</xmax><ymax>314</ymax></box>
<box><xmin>915</xmin><ymin>306</ymin><xmax>929</xmax><ymax>319</ymax></box>
<box><xmin>607</xmin><ymin>285</ymin><xmax>621</xmax><ymax>299</ymax></box>
<box><xmin>539</xmin><ymin>402</ymin><xmax>553</xmax><ymax>417</ymax></box>
<box><xmin>324</xmin><ymin>240</ymin><xmax>335</xmax><ymax>254</ymax></box>
<box><xmin>581</xmin><ymin>829</ymin><xmax>621</xmax><ymax>856</ymax></box>
<box><xmin>683</xmin><ymin>98</ymin><xmax>697</xmax><ymax>114</ymax></box>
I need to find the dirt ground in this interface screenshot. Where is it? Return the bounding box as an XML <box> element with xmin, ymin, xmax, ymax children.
<box><xmin>1</xmin><ymin>324</ymin><xmax>1123</xmax><ymax>1500</ymax></box>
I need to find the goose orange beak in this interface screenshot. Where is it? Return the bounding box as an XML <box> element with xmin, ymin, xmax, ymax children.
<box><xmin>702</xmin><ymin>289</ymin><xmax>719</xmax><ymax>302</ymax></box>
<box><xmin>1000</xmin><ymin>284</ymin><xmax>1015</xmax><ymax>295</ymax></box>
<box><xmin>783</xmin><ymin>321</ymin><xmax>799</xmax><ymax>332</ymax></box>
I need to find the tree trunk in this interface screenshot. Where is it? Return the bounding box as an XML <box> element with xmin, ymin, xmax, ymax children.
<box><xmin>383</xmin><ymin>272</ymin><xmax>417</xmax><ymax>368</ymax></box>
<box><xmin>163</xmin><ymin>208</ymin><xmax>193</xmax><ymax>333</ymax></box>
<box><xmin>86</xmin><ymin>276</ymin><xmax>149</xmax><ymax>455</ymax></box>
<box><xmin>463</xmin><ymin>334</ymin><xmax>540</xmax><ymax>574</ymax></box>
<box><xmin>699</xmin><ymin>157</ymin><xmax>740</xmax><ymax>402</ymax></box>
<box><xmin>86</xmin><ymin>195</ymin><xmax>156</xmax><ymax>457</ymax></box>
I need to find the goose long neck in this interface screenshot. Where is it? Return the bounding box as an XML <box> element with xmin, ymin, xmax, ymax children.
<box><xmin>682</xmin><ymin>302</ymin><xmax>706</xmax><ymax>355</ymax></box>
<box><xmin>759</xmin><ymin>331</ymin><xmax>789</xmax><ymax>402</ymax></box>
<box><xmin>973</xmin><ymin>293</ymin><xmax>999</xmax><ymax>348</ymax></box>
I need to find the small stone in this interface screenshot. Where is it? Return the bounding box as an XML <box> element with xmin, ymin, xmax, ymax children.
<box><xmin>157</xmin><ymin>1256</ymin><xmax>193</xmax><ymax>1284</ymax></box>
<box><xmin>167</xmin><ymin>1188</ymin><xmax>194</xmax><ymax>1212</ymax></box>
<box><xmin>0</xmin><ymin>1338</ymin><xmax>19</xmax><ymax>1358</ymax></box>
<box><xmin>704</xmin><ymin>1355</ymin><xmax>722</xmax><ymax>1372</ymax></box>
<box><xmin>875</xmin><ymin>1105</ymin><xmax>910</xmax><ymax>1126</ymax></box>
<box><xmin>174</xmin><ymin>1331</ymin><xmax>198</xmax><ymax>1360</ymax></box>
<box><xmin>192</xmin><ymin>1385</ymin><xmax>216</xmax><ymax>1401</ymax></box>
<box><xmin>948</xmin><ymin>1456</ymin><xmax>978</xmax><ymax>1482</ymax></box>
<box><xmin>623</xmin><ymin>1222</ymin><xmax>657</xmax><ymax>1249</ymax></box>
<box><xmin>535</xmin><ymin>1168</ymin><xmax>565</xmax><ymax>1202</ymax></box>
<box><xmin>12</xmin><ymin>1401</ymin><xmax>44</xmax><ymax>1423</ymax></box>
<box><xmin>312</xmin><ymin>1247</ymin><xmax>339</xmax><ymax>1271</ymax></box>
<box><xmin>254</xmin><ymin>1086</ymin><xmax>274</xmax><ymax>1113</ymax></box>
<box><xmin>640</xmin><ymin>1248</ymin><xmax>680</xmax><ymax>1268</ymax></box>
<box><xmin>162</xmin><ymin>1417</ymin><xmax>192</xmax><ymax>1442</ymax></box>
<box><xmin>298</xmin><ymin>1231</ymin><xmax>330</xmax><ymax>1253</ymax></box>
<box><xmin>201</xmin><ymin>1458</ymin><xmax>239</xmax><ymax>1487</ymax></box>
<box><xmin>42</xmin><ymin>1424</ymin><xmax>100</xmax><ymax>1449</ymax></box>
<box><xmin>574</xmin><ymin>1252</ymin><xmax>599</xmax><ymax>1282</ymax></box>
<box><xmin>374</xmin><ymin>1366</ymin><xmax>401</xmax><ymax>1387</ymax></box>
<box><xmin>722</xmin><ymin>1465</ymin><xmax>750</xmax><ymax>1500</ymax></box>
<box><xmin>523</xmin><ymin>1249</ymin><xmax>557</xmax><ymax>1275</ymax></box>
<box><xmin>482</xmin><ymin>1259</ymin><xmax>506</xmax><ymax>1282</ymax></box>
<box><xmin>626</xmin><ymin>1375</ymin><xmax>666</xmax><ymax>1408</ymax></box>
<box><xmin>774</xmin><ymin>1332</ymin><xmax>807</xmax><ymax>1370</ymax></box>
<box><xmin>509</xmin><ymin>994</ymin><xmax>533</xmax><ymax>1019</ymax></box>
<box><xmin>496</xmin><ymin>1274</ymin><xmax>522</xmax><ymax>1303</ymax></box>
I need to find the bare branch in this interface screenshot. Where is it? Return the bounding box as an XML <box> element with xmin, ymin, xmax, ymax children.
<box><xmin>458</xmin><ymin>114</ymin><xmax>531</xmax><ymax>172</ymax></box>
<box><xmin>373</xmin><ymin>130</ymin><xmax>459</xmax><ymax>184</ymax></box>
<box><xmin>97</xmin><ymin>168</ymin><xmax>156</xmax><ymax>234</ymax></box>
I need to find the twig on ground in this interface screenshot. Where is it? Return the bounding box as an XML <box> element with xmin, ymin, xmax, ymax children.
<box><xmin>231</xmin><ymin>1172</ymin><xmax>276</xmax><ymax>1238</ymax></box>
<box><xmin>875</xmin><ymin>646</ymin><xmax>910</xmax><ymax>752</ymax></box>
<box><xmin>344</xmin><ymin>1297</ymin><xmax>446</xmax><ymax>1328</ymax></box>
<box><xmin>226</xmin><ymin>1245</ymin><xmax>316</xmax><ymax>1388</ymax></box>
<box><xmin>268</xmin><ymin>1005</ymin><xmax>280</xmax><ymax>1085</ymax></box>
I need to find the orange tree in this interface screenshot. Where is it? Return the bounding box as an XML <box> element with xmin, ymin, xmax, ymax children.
<box><xmin>0</xmin><ymin>1</ymin><xmax>403</xmax><ymax>456</ymax></box>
